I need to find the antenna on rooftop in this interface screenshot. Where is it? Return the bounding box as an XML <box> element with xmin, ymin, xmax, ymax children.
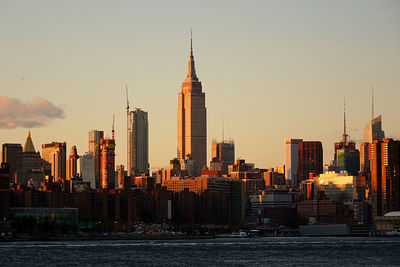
<box><xmin>112</xmin><ymin>114</ymin><xmax>115</xmax><ymax>140</ymax></box>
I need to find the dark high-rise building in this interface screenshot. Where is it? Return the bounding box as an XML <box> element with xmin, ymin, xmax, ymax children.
<box><xmin>286</xmin><ymin>139</ymin><xmax>323</xmax><ymax>186</ymax></box>
<box><xmin>177</xmin><ymin>34</ymin><xmax>207</xmax><ymax>176</ymax></box>
<box><xmin>129</xmin><ymin>108</ymin><xmax>149</xmax><ymax>176</ymax></box>
<box><xmin>297</xmin><ymin>141</ymin><xmax>323</xmax><ymax>185</ymax></box>
<box><xmin>17</xmin><ymin>131</ymin><xmax>45</xmax><ymax>186</ymax></box>
<box><xmin>2</xmin><ymin>143</ymin><xmax>22</xmax><ymax>183</ymax></box>
<box><xmin>0</xmin><ymin>163</ymin><xmax>10</xmax><ymax>219</ymax></box>
<box><xmin>100</xmin><ymin>138</ymin><xmax>115</xmax><ymax>189</ymax></box>
<box><xmin>370</xmin><ymin>138</ymin><xmax>400</xmax><ymax>217</ymax></box>
<box><xmin>42</xmin><ymin>142</ymin><xmax>66</xmax><ymax>182</ymax></box>
<box><xmin>211</xmin><ymin>139</ymin><xmax>235</xmax><ymax>175</ymax></box>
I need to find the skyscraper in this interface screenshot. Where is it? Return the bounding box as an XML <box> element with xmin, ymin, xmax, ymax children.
<box><xmin>129</xmin><ymin>108</ymin><xmax>149</xmax><ymax>176</ymax></box>
<box><xmin>67</xmin><ymin>145</ymin><xmax>79</xmax><ymax>180</ymax></box>
<box><xmin>177</xmin><ymin>34</ymin><xmax>207</xmax><ymax>175</ymax></box>
<box><xmin>17</xmin><ymin>131</ymin><xmax>45</xmax><ymax>185</ymax></box>
<box><xmin>100</xmin><ymin>138</ymin><xmax>115</xmax><ymax>189</ymax></box>
<box><xmin>211</xmin><ymin>139</ymin><xmax>235</xmax><ymax>175</ymax></box>
<box><xmin>88</xmin><ymin>130</ymin><xmax>104</xmax><ymax>188</ymax></box>
<box><xmin>298</xmin><ymin>141</ymin><xmax>323</xmax><ymax>184</ymax></box>
<box><xmin>285</xmin><ymin>139</ymin><xmax>302</xmax><ymax>186</ymax></box>
<box><xmin>333</xmin><ymin>100</ymin><xmax>360</xmax><ymax>176</ymax></box>
<box><xmin>360</xmin><ymin>91</ymin><xmax>385</xmax><ymax>173</ymax></box>
<box><xmin>42</xmin><ymin>142</ymin><xmax>66</xmax><ymax>182</ymax></box>
<box><xmin>285</xmin><ymin>139</ymin><xmax>323</xmax><ymax>187</ymax></box>
<box><xmin>1</xmin><ymin>143</ymin><xmax>22</xmax><ymax>183</ymax></box>
<box><xmin>370</xmin><ymin>138</ymin><xmax>400</xmax><ymax>216</ymax></box>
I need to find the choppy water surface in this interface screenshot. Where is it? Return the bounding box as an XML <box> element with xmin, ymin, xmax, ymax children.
<box><xmin>1</xmin><ymin>237</ymin><xmax>399</xmax><ymax>266</ymax></box>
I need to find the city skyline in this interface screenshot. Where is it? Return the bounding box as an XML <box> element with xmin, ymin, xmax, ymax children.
<box><xmin>1</xmin><ymin>1</ymin><xmax>400</xmax><ymax>170</ymax></box>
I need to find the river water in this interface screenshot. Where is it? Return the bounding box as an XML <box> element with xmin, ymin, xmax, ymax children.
<box><xmin>1</xmin><ymin>237</ymin><xmax>399</xmax><ymax>266</ymax></box>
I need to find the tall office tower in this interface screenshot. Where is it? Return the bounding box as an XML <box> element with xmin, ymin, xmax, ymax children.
<box><xmin>17</xmin><ymin>131</ymin><xmax>45</xmax><ymax>185</ymax></box>
<box><xmin>360</xmin><ymin>93</ymin><xmax>385</xmax><ymax>173</ymax></box>
<box><xmin>79</xmin><ymin>151</ymin><xmax>95</xmax><ymax>188</ymax></box>
<box><xmin>333</xmin><ymin>101</ymin><xmax>360</xmax><ymax>176</ymax></box>
<box><xmin>211</xmin><ymin>139</ymin><xmax>235</xmax><ymax>175</ymax></box>
<box><xmin>298</xmin><ymin>141</ymin><xmax>323</xmax><ymax>184</ymax></box>
<box><xmin>370</xmin><ymin>138</ymin><xmax>400</xmax><ymax>217</ymax></box>
<box><xmin>66</xmin><ymin>145</ymin><xmax>79</xmax><ymax>180</ymax></box>
<box><xmin>88</xmin><ymin>130</ymin><xmax>104</xmax><ymax>188</ymax></box>
<box><xmin>285</xmin><ymin>139</ymin><xmax>302</xmax><ymax>187</ymax></box>
<box><xmin>100</xmin><ymin>138</ymin><xmax>115</xmax><ymax>189</ymax></box>
<box><xmin>177</xmin><ymin>34</ymin><xmax>207</xmax><ymax>176</ymax></box>
<box><xmin>129</xmin><ymin>108</ymin><xmax>149</xmax><ymax>176</ymax></box>
<box><xmin>42</xmin><ymin>142</ymin><xmax>66</xmax><ymax>182</ymax></box>
<box><xmin>2</xmin><ymin>143</ymin><xmax>22</xmax><ymax>183</ymax></box>
<box><xmin>285</xmin><ymin>139</ymin><xmax>323</xmax><ymax>187</ymax></box>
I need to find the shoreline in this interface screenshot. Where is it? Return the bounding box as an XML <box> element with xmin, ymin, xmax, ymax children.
<box><xmin>0</xmin><ymin>235</ymin><xmax>216</xmax><ymax>242</ymax></box>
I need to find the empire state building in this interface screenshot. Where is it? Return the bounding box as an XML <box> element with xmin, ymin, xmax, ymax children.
<box><xmin>177</xmin><ymin>34</ymin><xmax>207</xmax><ymax>174</ymax></box>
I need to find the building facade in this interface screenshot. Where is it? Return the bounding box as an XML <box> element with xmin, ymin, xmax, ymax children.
<box><xmin>285</xmin><ymin>139</ymin><xmax>323</xmax><ymax>187</ymax></box>
<box><xmin>67</xmin><ymin>145</ymin><xmax>78</xmax><ymax>180</ymax></box>
<box><xmin>1</xmin><ymin>143</ymin><xmax>22</xmax><ymax>183</ymax></box>
<box><xmin>100</xmin><ymin>138</ymin><xmax>115</xmax><ymax>189</ymax></box>
<box><xmin>211</xmin><ymin>139</ymin><xmax>234</xmax><ymax>175</ymax></box>
<box><xmin>42</xmin><ymin>142</ymin><xmax>66</xmax><ymax>182</ymax></box>
<box><xmin>129</xmin><ymin>108</ymin><xmax>149</xmax><ymax>176</ymax></box>
<box><xmin>88</xmin><ymin>130</ymin><xmax>104</xmax><ymax>188</ymax></box>
<box><xmin>370</xmin><ymin>138</ymin><xmax>400</xmax><ymax>217</ymax></box>
<box><xmin>177</xmin><ymin>35</ymin><xmax>207</xmax><ymax>176</ymax></box>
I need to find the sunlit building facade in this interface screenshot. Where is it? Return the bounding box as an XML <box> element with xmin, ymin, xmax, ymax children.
<box><xmin>177</xmin><ymin>35</ymin><xmax>207</xmax><ymax>176</ymax></box>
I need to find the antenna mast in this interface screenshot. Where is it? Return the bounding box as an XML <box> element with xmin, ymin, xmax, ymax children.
<box><xmin>112</xmin><ymin>114</ymin><xmax>115</xmax><ymax>140</ymax></box>
<box><xmin>126</xmin><ymin>85</ymin><xmax>131</xmax><ymax>176</ymax></box>
<box><xmin>342</xmin><ymin>97</ymin><xmax>348</xmax><ymax>144</ymax></box>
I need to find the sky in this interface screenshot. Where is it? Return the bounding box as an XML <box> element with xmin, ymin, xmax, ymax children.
<box><xmin>0</xmin><ymin>0</ymin><xmax>399</xmax><ymax>170</ymax></box>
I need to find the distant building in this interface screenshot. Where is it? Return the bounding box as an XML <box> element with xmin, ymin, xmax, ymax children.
<box><xmin>370</xmin><ymin>138</ymin><xmax>400</xmax><ymax>217</ymax></box>
<box><xmin>129</xmin><ymin>108</ymin><xmax>149</xmax><ymax>176</ymax></box>
<box><xmin>100</xmin><ymin>138</ymin><xmax>115</xmax><ymax>189</ymax></box>
<box><xmin>42</xmin><ymin>142</ymin><xmax>66</xmax><ymax>182</ymax></box>
<box><xmin>177</xmin><ymin>35</ymin><xmax>207</xmax><ymax>175</ymax></box>
<box><xmin>248</xmin><ymin>190</ymin><xmax>292</xmax><ymax>217</ymax></box>
<box><xmin>66</xmin><ymin>145</ymin><xmax>78</xmax><ymax>180</ymax></box>
<box><xmin>88</xmin><ymin>130</ymin><xmax>104</xmax><ymax>188</ymax></box>
<box><xmin>360</xmin><ymin>93</ymin><xmax>385</xmax><ymax>174</ymax></box>
<box><xmin>285</xmin><ymin>139</ymin><xmax>323</xmax><ymax>187</ymax></box>
<box><xmin>1</xmin><ymin>143</ymin><xmax>22</xmax><ymax>183</ymax></box>
<box><xmin>17</xmin><ymin>131</ymin><xmax>45</xmax><ymax>186</ymax></box>
<box><xmin>164</xmin><ymin>176</ymin><xmax>244</xmax><ymax>225</ymax></box>
<box><xmin>79</xmin><ymin>152</ymin><xmax>95</xmax><ymax>189</ymax></box>
<box><xmin>285</xmin><ymin>139</ymin><xmax>301</xmax><ymax>187</ymax></box>
<box><xmin>0</xmin><ymin>163</ymin><xmax>10</xmax><ymax>219</ymax></box>
<box><xmin>116</xmin><ymin>165</ymin><xmax>127</xmax><ymax>189</ymax></box>
<box><xmin>264</xmin><ymin>168</ymin><xmax>285</xmax><ymax>187</ymax></box>
<box><xmin>181</xmin><ymin>155</ymin><xmax>196</xmax><ymax>177</ymax></box>
<box><xmin>314</xmin><ymin>171</ymin><xmax>366</xmax><ymax>202</ymax></box>
<box><xmin>211</xmin><ymin>139</ymin><xmax>234</xmax><ymax>175</ymax></box>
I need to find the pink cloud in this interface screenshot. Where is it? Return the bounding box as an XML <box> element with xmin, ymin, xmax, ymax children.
<box><xmin>0</xmin><ymin>96</ymin><xmax>65</xmax><ymax>129</ymax></box>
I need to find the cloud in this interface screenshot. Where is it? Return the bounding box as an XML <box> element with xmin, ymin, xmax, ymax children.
<box><xmin>0</xmin><ymin>96</ymin><xmax>65</xmax><ymax>129</ymax></box>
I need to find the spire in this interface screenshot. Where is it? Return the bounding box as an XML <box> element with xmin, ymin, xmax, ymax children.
<box><xmin>112</xmin><ymin>114</ymin><xmax>115</xmax><ymax>140</ymax></box>
<box><xmin>23</xmin><ymin>129</ymin><xmax>36</xmax><ymax>153</ymax></box>
<box><xmin>342</xmin><ymin>97</ymin><xmax>348</xmax><ymax>144</ymax></box>
<box><xmin>185</xmin><ymin>31</ymin><xmax>198</xmax><ymax>82</ymax></box>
